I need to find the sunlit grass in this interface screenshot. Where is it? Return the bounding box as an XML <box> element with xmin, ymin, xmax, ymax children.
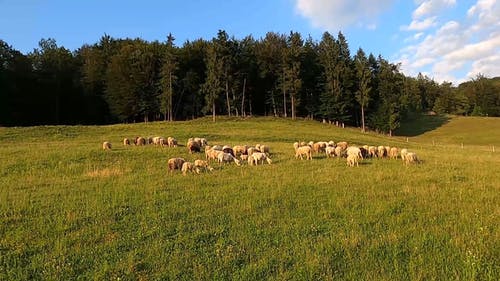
<box><xmin>0</xmin><ymin>116</ymin><xmax>498</xmax><ymax>280</ymax></box>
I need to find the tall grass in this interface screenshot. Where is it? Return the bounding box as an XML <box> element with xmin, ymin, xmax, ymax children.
<box><xmin>0</xmin><ymin>117</ymin><xmax>498</xmax><ymax>280</ymax></box>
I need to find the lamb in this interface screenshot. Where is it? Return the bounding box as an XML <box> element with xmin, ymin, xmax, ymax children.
<box><xmin>217</xmin><ymin>151</ymin><xmax>241</xmax><ymax>166</ymax></box>
<box><xmin>194</xmin><ymin>159</ymin><xmax>214</xmax><ymax>173</ymax></box>
<box><xmin>123</xmin><ymin>138</ymin><xmax>130</xmax><ymax>146</ymax></box>
<box><xmin>167</xmin><ymin>137</ymin><xmax>178</xmax><ymax>147</ymax></box>
<box><xmin>102</xmin><ymin>141</ymin><xmax>112</xmax><ymax>150</ymax></box>
<box><xmin>346</xmin><ymin>154</ymin><xmax>360</xmax><ymax>167</ymax></box>
<box><xmin>168</xmin><ymin>157</ymin><xmax>185</xmax><ymax>172</ymax></box>
<box><xmin>181</xmin><ymin>162</ymin><xmax>195</xmax><ymax>175</ymax></box>
<box><xmin>295</xmin><ymin>145</ymin><xmax>312</xmax><ymax>160</ymax></box>
<box><xmin>187</xmin><ymin>140</ymin><xmax>201</xmax><ymax>153</ymax></box>
<box><xmin>248</xmin><ymin>152</ymin><xmax>272</xmax><ymax>165</ymax></box>
<box><xmin>404</xmin><ymin>152</ymin><xmax>419</xmax><ymax>165</ymax></box>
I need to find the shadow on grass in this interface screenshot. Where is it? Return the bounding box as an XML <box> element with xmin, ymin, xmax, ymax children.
<box><xmin>395</xmin><ymin>114</ymin><xmax>451</xmax><ymax>137</ymax></box>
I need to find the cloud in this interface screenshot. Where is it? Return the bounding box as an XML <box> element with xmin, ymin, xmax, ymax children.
<box><xmin>396</xmin><ymin>0</ymin><xmax>500</xmax><ymax>83</ymax></box>
<box><xmin>401</xmin><ymin>17</ymin><xmax>437</xmax><ymax>31</ymax></box>
<box><xmin>413</xmin><ymin>0</ymin><xmax>456</xmax><ymax>18</ymax></box>
<box><xmin>295</xmin><ymin>0</ymin><xmax>394</xmax><ymax>31</ymax></box>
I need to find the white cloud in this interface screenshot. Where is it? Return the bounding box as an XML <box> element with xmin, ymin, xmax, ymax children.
<box><xmin>401</xmin><ymin>17</ymin><xmax>437</xmax><ymax>30</ymax></box>
<box><xmin>396</xmin><ymin>0</ymin><xmax>500</xmax><ymax>83</ymax></box>
<box><xmin>295</xmin><ymin>0</ymin><xmax>394</xmax><ymax>31</ymax></box>
<box><xmin>413</xmin><ymin>0</ymin><xmax>456</xmax><ymax>18</ymax></box>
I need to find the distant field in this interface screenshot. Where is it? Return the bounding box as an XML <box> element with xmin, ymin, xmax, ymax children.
<box><xmin>0</xmin><ymin>117</ymin><xmax>498</xmax><ymax>280</ymax></box>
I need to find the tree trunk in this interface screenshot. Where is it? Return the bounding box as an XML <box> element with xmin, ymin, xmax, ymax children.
<box><xmin>271</xmin><ymin>90</ymin><xmax>277</xmax><ymax>117</ymax></box>
<box><xmin>361</xmin><ymin>105</ymin><xmax>365</xmax><ymax>132</ymax></box>
<box><xmin>241</xmin><ymin>77</ymin><xmax>246</xmax><ymax>117</ymax></box>
<box><xmin>212</xmin><ymin>102</ymin><xmax>216</xmax><ymax>122</ymax></box>
<box><xmin>291</xmin><ymin>94</ymin><xmax>295</xmax><ymax>120</ymax></box>
<box><xmin>283</xmin><ymin>69</ymin><xmax>287</xmax><ymax>118</ymax></box>
<box><xmin>169</xmin><ymin>72</ymin><xmax>173</xmax><ymax>121</ymax></box>
<box><xmin>225</xmin><ymin>80</ymin><xmax>231</xmax><ymax>117</ymax></box>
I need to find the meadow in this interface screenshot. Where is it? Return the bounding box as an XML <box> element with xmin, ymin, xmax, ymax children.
<box><xmin>0</xmin><ymin>116</ymin><xmax>498</xmax><ymax>280</ymax></box>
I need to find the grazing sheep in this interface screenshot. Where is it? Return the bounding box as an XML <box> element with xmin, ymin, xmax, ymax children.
<box><xmin>233</xmin><ymin>145</ymin><xmax>248</xmax><ymax>157</ymax></box>
<box><xmin>325</xmin><ymin>146</ymin><xmax>336</xmax><ymax>158</ymax></box>
<box><xmin>257</xmin><ymin>144</ymin><xmax>270</xmax><ymax>155</ymax></box>
<box><xmin>123</xmin><ymin>138</ymin><xmax>130</xmax><ymax>146</ymax></box>
<box><xmin>334</xmin><ymin>146</ymin><xmax>346</xmax><ymax>157</ymax></box>
<box><xmin>168</xmin><ymin>157</ymin><xmax>185</xmax><ymax>172</ymax></box>
<box><xmin>211</xmin><ymin>145</ymin><xmax>223</xmax><ymax>151</ymax></box>
<box><xmin>222</xmin><ymin>145</ymin><xmax>235</xmax><ymax>156</ymax></box>
<box><xmin>102</xmin><ymin>141</ymin><xmax>112</xmax><ymax>150</ymax></box>
<box><xmin>217</xmin><ymin>152</ymin><xmax>241</xmax><ymax>166</ymax></box>
<box><xmin>377</xmin><ymin>146</ymin><xmax>386</xmax><ymax>158</ymax></box>
<box><xmin>313</xmin><ymin>142</ymin><xmax>326</xmax><ymax>154</ymax></box>
<box><xmin>389</xmin><ymin>147</ymin><xmax>399</xmax><ymax>159</ymax></box>
<box><xmin>293</xmin><ymin>142</ymin><xmax>300</xmax><ymax>150</ymax></box>
<box><xmin>328</xmin><ymin>141</ymin><xmax>336</xmax><ymax>147</ymax></box>
<box><xmin>247</xmin><ymin>146</ymin><xmax>260</xmax><ymax>156</ymax></box>
<box><xmin>159</xmin><ymin>138</ymin><xmax>167</xmax><ymax>146</ymax></box>
<box><xmin>336</xmin><ymin>141</ymin><xmax>348</xmax><ymax>150</ymax></box>
<box><xmin>300</xmin><ymin>141</ymin><xmax>307</xmax><ymax>147</ymax></box>
<box><xmin>194</xmin><ymin>159</ymin><xmax>214</xmax><ymax>173</ymax></box>
<box><xmin>152</xmin><ymin>136</ymin><xmax>162</xmax><ymax>145</ymax></box>
<box><xmin>147</xmin><ymin>137</ymin><xmax>154</xmax><ymax>144</ymax></box>
<box><xmin>404</xmin><ymin>152</ymin><xmax>420</xmax><ymax>165</ymax></box>
<box><xmin>167</xmin><ymin>137</ymin><xmax>178</xmax><ymax>147</ymax></box>
<box><xmin>360</xmin><ymin>147</ymin><xmax>369</xmax><ymax>158</ymax></box>
<box><xmin>240</xmin><ymin>154</ymin><xmax>248</xmax><ymax>161</ymax></box>
<box><xmin>346</xmin><ymin>146</ymin><xmax>363</xmax><ymax>159</ymax></box>
<box><xmin>192</xmin><ymin>137</ymin><xmax>208</xmax><ymax>147</ymax></box>
<box><xmin>295</xmin><ymin>146</ymin><xmax>312</xmax><ymax>160</ymax></box>
<box><xmin>248</xmin><ymin>152</ymin><xmax>272</xmax><ymax>165</ymax></box>
<box><xmin>368</xmin><ymin>146</ymin><xmax>377</xmax><ymax>158</ymax></box>
<box><xmin>135</xmin><ymin>137</ymin><xmax>146</xmax><ymax>146</ymax></box>
<box><xmin>181</xmin><ymin>162</ymin><xmax>195</xmax><ymax>175</ymax></box>
<box><xmin>346</xmin><ymin>154</ymin><xmax>360</xmax><ymax>167</ymax></box>
<box><xmin>205</xmin><ymin>147</ymin><xmax>220</xmax><ymax>161</ymax></box>
<box><xmin>187</xmin><ymin>140</ymin><xmax>201</xmax><ymax>153</ymax></box>
<box><xmin>400</xmin><ymin>148</ymin><xmax>408</xmax><ymax>162</ymax></box>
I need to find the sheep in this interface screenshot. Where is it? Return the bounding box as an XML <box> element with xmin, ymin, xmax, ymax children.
<box><xmin>346</xmin><ymin>146</ymin><xmax>363</xmax><ymax>159</ymax></box>
<box><xmin>222</xmin><ymin>145</ymin><xmax>235</xmax><ymax>156</ymax></box>
<box><xmin>295</xmin><ymin>145</ymin><xmax>312</xmax><ymax>160</ymax></box>
<box><xmin>217</xmin><ymin>151</ymin><xmax>241</xmax><ymax>166</ymax></box>
<box><xmin>159</xmin><ymin>138</ymin><xmax>168</xmax><ymax>146</ymax></box>
<box><xmin>248</xmin><ymin>152</ymin><xmax>272</xmax><ymax>165</ymax></box>
<box><xmin>300</xmin><ymin>141</ymin><xmax>307</xmax><ymax>147</ymax></box>
<box><xmin>194</xmin><ymin>159</ymin><xmax>214</xmax><ymax>173</ymax></box>
<box><xmin>211</xmin><ymin>145</ymin><xmax>223</xmax><ymax>151</ymax></box>
<box><xmin>102</xmin><ymin>141</ymin><xmax>112</xmax><ymax>150</ymax></box>
<box><xmin>147</xmin><ymin>137</ymin><xmax>154</xmax><ymax>144</ymax></box>
<box><xmin>325</xmin><ymin>146</ymin><xmax>336</xmax><ymax>158</ymax></box>
<box><xmin>377</xmin><ymin>146</ymin><xmax>386</xmax><ymax>158</ymax></box>
<box><xmin>257</xmin><ymin>144</ymin><xmax>270</xmax><ymax>155</ymax></box>
<box><xmin>187</xmin><ymin>140</ymin><xmax>201</xmax><ymax>153</ymax></box>
<box><xmin>152</xmin><ymin>136</ymin><xmax>162</xmax><ymax>145</ymax></box>
<box><xmin>360</xmin><ymin>146</ymin><xmax>369</xmax><ymax>158</ymax></box>
<box><xmin>368</xmin><ymin>146</ymin><xmax>377</xmax><ymax>158</ymax></box>
<box><xmin>336</xmin><ymin>141</ymin><xmax>348</xmax><ymax>150</ymax></box>
<box><xmin>123</xmin><ymin>138</ymin><xmax>130</xmax><ymax>146</ymax></box>
<box><xmin>233</xmin><ymin>145</ymin><xmax>248</xmax><ymax>157</ymax></box>
<box><xmin>389</xmin><ymin>147</ymin><xmax>399</xmax><ymax>159</ymax></box>
<box><xmin>334</xmin><ymin>146</ymin><xmax>346</xmax><ymax>157</ymax></box>
<box><xmin>246</xmin><ymin>146</ymin><xmax>260</xmax><ymax>156</ymax></box>
<box><xmin>135</xmin><ymin>137</ymin><xmax>146</xmax><ymax>146</ymax></box>
<box><xmin>240</xmin><ymin>154</ymin><xmax>249</xmax><ymax>161</ymax></box>
<box><xmin>313</xmin><ymin>142</ymin><xmax>326</xmax><ymax>154</ymax></box>
<box><xmin>400</xmin><ymin>148</ymin><xmax>408</xmax><ymax>162</ymax></box>
<box><xmin>181</xmin><ymin>162</ymin><xmax>195</xmax><ymax>175</ymax></box>
<box><xmin>346</xmin><ymin>154</ymin><xmax>360</xmax><ymax>167</ymax></box>
<box><xmin>168</xmin><ymin>157</ymin><xmax>185</xmax><ymax>172</ymax></box>
<box><xmin>167</xmin><ymin>137</ymin><xmax>178</xmax><ymax>147</ymax></box>
<box><xmin>293</xmin><ymin>142</ymin><xmax>300</xmax><ymax>150</ymax></box>
<box><xmin>328</xmin><ymin>141</ymin><xmax>336</xmax><ymax>147</ymax></box>
<box><xmin>192</xmin><ymin>137</ymin><xmax>208</xmax><ymax>147</ymax></box>
<box><xmin>404</xmin><ymin>152</ymin><xmax>419</xmax><ymax>165</ymax></box>
<box><xmin>205</xmin><ymin>147</ymin><xmax>220</xmax><ymax>161</ymax></box>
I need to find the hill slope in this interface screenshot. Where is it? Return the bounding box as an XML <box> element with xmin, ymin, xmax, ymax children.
<box><xmin>0</xmin><ymin>117</ymin><xmax>498</xmax><ymax>280</ymax></box>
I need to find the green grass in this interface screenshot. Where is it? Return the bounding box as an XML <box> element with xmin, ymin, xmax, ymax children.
<box><xmin>0</xmin><ymin>116</ymin><xmax>499</xmax><ymax>280</ymax></box>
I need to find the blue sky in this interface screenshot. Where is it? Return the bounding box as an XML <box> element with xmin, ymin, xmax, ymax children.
<box><xmin>1</xmin><ymin>0</ymin><xmax>499</xmax><ymax>84</ymax></box>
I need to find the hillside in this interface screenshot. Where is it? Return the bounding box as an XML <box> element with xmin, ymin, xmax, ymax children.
<box><xmin>0</xmin><ymin>117</ymin><xmax>498</xmax><ymax>280</ymax></box>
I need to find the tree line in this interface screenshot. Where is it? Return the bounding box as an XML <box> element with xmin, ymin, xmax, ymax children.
<box><xmin>1</xmin><ymin>30</ymin><xmax>499</xmax><ymax>133</ymax></box>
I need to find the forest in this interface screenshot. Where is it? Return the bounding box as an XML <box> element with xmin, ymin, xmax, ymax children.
<box><xmin>1</xmin><ymin>30</ymin><xmax>499</xmax><ymax>133</ymax></box>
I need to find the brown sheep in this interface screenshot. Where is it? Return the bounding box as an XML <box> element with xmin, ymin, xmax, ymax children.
<box><xmin>167</xmin><ymin>137</ymin><xmax>178</xmax><ymax>147</ymax></box>
<box><xmin>181</xmin><ymin>162</ymin><xmax>195</xmax><ymax>175</ymax></box>
<box><xmin>123</xmin><ymin>138</ymin><xmax>130</xmax><ymax>146</ymax></box>
<box><xmin>102</xmin><ymin>141</ymin><xmax>112</xmax><ymax>150</ymax></box>
<box><xmin>233</xmin><ymin>145</ymin><xmax>248</xmax><ymax>157</ymax></box>
<box><xmin>135</xmin><ymin>137</ymin><xmax>146</xmax><ymax>146</ymax></box>
<box><xmin>194</xmin><ymin>159</ymin><xmax>214</xmax><ymax>173</ymax></box>
<box><xmin>168</xmin><ymin>157</ymin><xmax>185</xmax><ymax>172</ymax></box>
<box><xmin>187</xmin><ymin>140</ymin><xmax>201</xmax><ymax>153</ymax></box>
<box><xmin>336</xmin><ymin>141</ymin><xmax>348</xmax><ymax>150</ymax></box>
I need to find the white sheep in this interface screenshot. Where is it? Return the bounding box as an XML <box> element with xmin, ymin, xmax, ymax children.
<box><xmin>295</xmin><ymin>145</ymin><xmax>312</xmax><ymax>160</ymax></box>
<box><xmin>123</xmin><ymin>138</ymin><xmax>130</xmax><ymax>146</ymax></box>
<box><xmin>102</xmin><ymin>141</ymin><xmax>112</xmax><ymax>150</ymax></box>
<box><xmin>248</xmin><ymin>152</ymin><xmax>272</xmax><ymax>165</ymax></box>
<box><xmin>346</xmin><ymin>154</ymin><xmax>360</xmax><ymax>167</ymax></box>
<box><xmin>217</xmin><ymin>152</ymin><xmax>241</xmax><ymax>166</ymax></box>
<box><xmin>346</xmin><ymin>146</ymin><xmax>363</xmax><ymax>159</ymax></box>
<box><xmin>400</xmin><ymin>148</ymin><xmax>408</xmax><ymax>162</ymax></box>
<box><xmin>167</xmin><ymin>137</ymin><xmax>178</xmax><ymax>147</ymax></box>
<box><xmin>404</xmin><ymin>152</ymin><xmax>420</xmax><ymax>165</ymax></box>
<box><xmin>194</xmin><ymin>159</ymin><xmax>214</xmax><ymax>173</ymax></box>
<box><xmin>325</xmin><ymin>146</ymin><xmax>336</xmax><ymax>158</ymax></box>
<box><xmin>181</xmin><ymin>162</ymin><xmax>195</xmax><ymax>175</ymax></box>
<box><xmin>389</xmin><ymin>147</ymin><xmax>399</xmax><ymax>159</ymax></box>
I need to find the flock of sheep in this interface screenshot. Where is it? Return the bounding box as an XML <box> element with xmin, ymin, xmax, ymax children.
<box><xmin>102</xmin><ymin>136</ymin><xmax>421</xmax><ymax>175</ymax></box>
<box><xmin>292</xmin><ymin>140</ymin><xmax>420</xmax><ymax>166</ymax></box>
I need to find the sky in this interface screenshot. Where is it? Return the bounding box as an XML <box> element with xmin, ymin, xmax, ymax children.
<box><xmin>1</xmin><ymin>0</ymin><xmax>499</xmax><ymax>84</ymax></box>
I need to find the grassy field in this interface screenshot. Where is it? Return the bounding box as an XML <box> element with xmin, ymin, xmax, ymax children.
<box><xmin>0</xmin><ymin>116</ymin><xmax>498</xmax><ymax>280</ymax></box>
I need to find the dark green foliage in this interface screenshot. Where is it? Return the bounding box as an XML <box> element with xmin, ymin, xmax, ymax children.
<box><xmin>1</xmin><ymin>32</ymin><xmax>499</xmax><ymax>127</ymax></box>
